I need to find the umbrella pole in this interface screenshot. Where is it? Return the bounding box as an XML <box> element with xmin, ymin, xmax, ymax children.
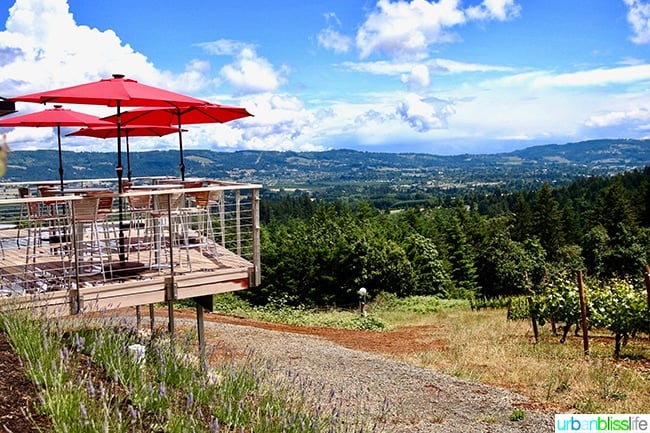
<box><xmin>126</xmin><ymin>132</ymin><xmax>132</xmax><ymax>182</ymax></box>
<box><xmin>57</xmin><ymin>124</ymin><xmax>64</xmax><ymax>193</ymax></box>
<box><xmin>116</xmin><ymin>103</ymin><xmax>126</xmax><ymax>262</ymax></box>
<box><xmin>177</xmin><ymin>110</ymin><xmax>185</xmax><ymax>181</ymax></box>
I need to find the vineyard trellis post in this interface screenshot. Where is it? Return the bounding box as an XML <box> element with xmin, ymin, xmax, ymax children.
<box><xmin>576</xmin><ymin>270</ymin><xmax>589</xmax><ymax>356</ymax></box>
<box><xmin>644</xmin><ymin>265</ymin><xmax>650</xmax><ymax>312</ymax></box>
<box><xmin>527</xmin><ymin>295</ymin><xmax>539</xmax><ymax>344</ymax></box>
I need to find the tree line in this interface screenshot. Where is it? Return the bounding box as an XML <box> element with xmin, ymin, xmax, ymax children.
<box><xmin>246</xmin><ymin>165</ymin><xmax>650</xmax><ymax>307</ymax></box>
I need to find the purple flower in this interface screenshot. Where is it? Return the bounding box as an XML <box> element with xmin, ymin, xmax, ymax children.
<box><xmin>210</xmin><ymin>417</ymin><xmax>220</xmax><ymax>433</ymax></box>
<box><xmin>128</xmin><ymin>404</ymin><xmax>137</xmax><ymax>423</ymax></box>
<box><xmin>86</xmin><ymin>378</ymin><xmax>96</xmax><ymax>397</ymax></box>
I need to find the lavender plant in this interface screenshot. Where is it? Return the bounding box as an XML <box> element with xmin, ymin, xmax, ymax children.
<box><xmin>0</xmin><ymin>309</ymin><xmax>383</xmax><ymax>433</ymax></box>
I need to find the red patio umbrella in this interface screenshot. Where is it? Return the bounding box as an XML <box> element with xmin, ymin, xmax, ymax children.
<box><xmin>0</xmin><ymin>105</ymin><xmax>113</xmax><ymax>191</ymax></box>
<box><xmin>67</xmin><ymin>125</ymin><xmax>185</xmax><ymax>181</ymax></box>
<box><xmin>102</xmin><ymin>103</ymin><xmax>253</xmax><ymax>180</ymax></box>
<box><xmin>10</xmin><ymin>74</ymin><xmax>210</xmax><ymax>261</ymax></box>
<box><xmin>10</xmin><ymin>74</ymin><xmax>210</xmax><ymax>191</ymax></box>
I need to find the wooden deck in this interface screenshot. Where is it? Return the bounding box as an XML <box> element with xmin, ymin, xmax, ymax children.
<box><xmin>0</xmin><ymin>179</ymin><xmax>261</xmax><ymax>317</ymax></box>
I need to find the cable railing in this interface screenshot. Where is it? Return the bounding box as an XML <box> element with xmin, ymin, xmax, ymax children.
<box><xmin>0</xmin><ymin>177</ymin><xmax>261</xmax><ymax>314</ymax></box>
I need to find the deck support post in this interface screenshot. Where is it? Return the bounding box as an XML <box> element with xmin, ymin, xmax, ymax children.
<box><xmin>196</xmin><ymin>302</ymin><xmax>205</xmax><ymax>370</ymax></box>
<box><xmin>149</xmin><ymin>304</ymin><xmax>155</xmax><ymax>333</ymax></box>
<box><xmin>165</xmin><ymin>278</ymin><xmax>177</xmax><ymax>335</ymax></box>
<box><xmin>135</xmin><ymin>305</ymin><xmax>141</xmax><ymax>328</ymax></box>
<box><xmin>69</xmin><ymin>289</ymin><xmax>81</xmax><ymax>315</ymax></box>
<box><xmin>194</xmin><ymin>295</ymin><xmax>213</xmax><ymax>370</ymax></box>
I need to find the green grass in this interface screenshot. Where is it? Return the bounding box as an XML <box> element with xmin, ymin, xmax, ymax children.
<box><xmin>210</xmin><ymin>291</ymin><xmax>469</xmax><ymax>331</ymax></box>
<box><xmin>212</xmin><ymin>293</ymin><xmax>391</xmax><ymax>330</ymax></box>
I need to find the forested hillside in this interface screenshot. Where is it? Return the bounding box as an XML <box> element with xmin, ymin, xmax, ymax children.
<box><xmin>252</xmin><ymin>165</ymin><xmax>650</xmax><ymax>307</ymax></box>
<box><xmin>4</xmin><ymin>139</ymin><xmax>650</xmax><ymax>206</ymax></box>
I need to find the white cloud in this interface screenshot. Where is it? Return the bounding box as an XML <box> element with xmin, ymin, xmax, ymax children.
<box><xmin>401</xmin><ymin>64</ymin><xmax>430</xmax><ymax>90</ymax></box>
<box><xmin>229</xmin><ymin>93</ymin><xmax>322</xmax><ymax>151</ymax></box>
<box><xmin>624</xmin><ymin>0</ymin><xmax>650</xmax><ymax>44</ymax></box>
<box><xmin>195</xmin><ymin>39</ymin><xmax>254</xmax><ymax>56</ymax></box>
<box><xmin>342</xmin><ymin>58</ymin><xmax>514</xmax><ymax>76</ymax></box>
<box><xmin>396</xmin><ymin>93</ymin><xmax>450</xmax><ymax>132</ymax></box>
<box><xmin>585</xmin><ymin>107</ymin><xmax>650</xmax><ymax>128</ymax></box>
<box><xmin>354</xmin><ymin>0</ymin><xmax>521</xmax><ymax>60</ymax></box>
<box><xmin>317</xmin><ymin>28</ymin><xmax>352</xmax><ymax>54</ymax></box>
<box><xmin>356</xmin><ymin>0</ymin><xmax>465</xmax><ymax>59</ymax></box>
<box><xmin>538</xmin><ymin>64</ymin><xmax>650</xmax><ymax>87</ymax></box>
<box><xmin>219</xmin><ymin>47</ymin><xmax>288</xmax><ymax>95</ymax></box>
<box><xmin>0</xmin><ymin>0</ymin><xmax>209</xmax><ymax>99</ymax></box>
<box><xmin>432</xmin><ymin>58</ymin><xmax>515</xmax><ymax>73</ymax></box>
<box><xmin>466</xmin><ymin>0</ymin><xmax>521</xmax><ymax>21</ymax></box>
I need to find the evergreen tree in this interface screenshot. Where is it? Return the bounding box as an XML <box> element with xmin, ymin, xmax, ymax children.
<box><xmin>510</xmin><ymin>192</ymin><xmax>533</xmax><ymax>242</ymax></box>
<box><xmin>404</xmin><ymin>233</ymin><xmax>451</xmax><ymax>296</ymax></box>
<box><xmin>532</xmin><ymin>183</ymin><xmax>565</xmax><ymax>261</ymax></box>
<box><xmin>444</xmin><ymin>215</ymin><xmax>480</xmax><ymax>298</ymax></box>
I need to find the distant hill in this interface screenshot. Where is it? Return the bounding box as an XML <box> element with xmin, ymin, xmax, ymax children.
<box><xmin>3</xmin><ymin>139</ymin><xmax>650</xmax><ymax>194</ymax></box>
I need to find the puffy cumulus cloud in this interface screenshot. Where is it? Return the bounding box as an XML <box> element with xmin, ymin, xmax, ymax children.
<box><xmin>219</xmin><ymin>47</ymin><xmax>288</xmax><ymax>95</ymax></box>
<box><xmin>396</xmin><ymin>93</ymin><xmax>453</xmax><ymax>132</ymax></box>
<box><xmin>401</xmin><ymin>64</ymin><xmax>430</xmax><ymax>91</ymax></box>
<box><xmin>215</xmin><ymin>93</ymin><xmax>323</xmax><ymax>151</ymax></box>
<box><xmin>354</xmin><ymin>0</ymin><xmax>521</xmax><ymax>60</ymax></box>
<box><xmin>466</xmin><ymin>0</ymin><xmax>520</xmax><ymax>21</ymax></box>
<box><xmin>0</xmin><ymin>0</ymin><xmax>209</xmax><ymax>99</ymax></box>
<box><xmin>356</xmin><ymin>0</ymin><xmax>465</xmax><ymax>59</ymax></box>
<box><xmin>624</xmin><ymin>0</ymin><xmax>650</xmax><ymax>44</ymax></box>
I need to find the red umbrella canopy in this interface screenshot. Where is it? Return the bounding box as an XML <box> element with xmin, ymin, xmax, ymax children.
<box><xmin>67</xmin><ymin>124</ymin><xmax>186</xmax><ymax>182</ymax></box>
<box><xmin>0</xmin><ymin>105</ymin><xmax>114</xmax><ymax>191</ymax></box>
<box><xmin>102</xmin><ymin>103</ymin><xmax>252</xmax><ymax>180</ymax></box>
<box><xmin>10</xmin><ymin>74</ymin><xmax>210</xmax><ymax>108</ymax></box>
<box><xmin>102</xmin><ymin>103</ymin><xmax>253</xmax><ymax>125</ymax></box>
<box><xmin>66</xmin><ymin>124</ymin><xmax>184</xmax><ymax>139</ymax></box>
<box><xmin>9</xmin><ymin>74</ymin><xmax>211</xmax><ymax>200</ymax></box>
<box><xmin>0</xmin><ymin>105</ymin><xmax>113</xmax><ymax>128</ymax></box>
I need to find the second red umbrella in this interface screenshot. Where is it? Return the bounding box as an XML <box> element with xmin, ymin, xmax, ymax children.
<box><xmin>0</xmin><ymin>105</ymin><xmax>113</xmax><ymax>191</ymax></box>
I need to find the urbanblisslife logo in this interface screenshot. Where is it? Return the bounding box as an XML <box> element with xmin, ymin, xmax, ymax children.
<box><xmin>555</xmin><ymin>414</ymin><xmax>650</xmax><ymax>432</ymax></box>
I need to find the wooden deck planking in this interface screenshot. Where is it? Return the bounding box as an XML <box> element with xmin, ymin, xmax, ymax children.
<box><xmin>0</xmin><ymin>232</ymin><xmax>256</xmax><ymax>316</ymax></box>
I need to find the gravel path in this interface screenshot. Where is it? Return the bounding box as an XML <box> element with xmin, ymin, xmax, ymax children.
<box><xmin>173</xmin><ymin>318</ymin><xmax>556</xmax><ymax>433</ymax></box>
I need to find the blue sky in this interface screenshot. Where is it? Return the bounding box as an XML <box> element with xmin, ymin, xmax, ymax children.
<box><xmin>1</xmin><ymin>0</ymin><xmax>650</xmax><ymax>155</ymax></box>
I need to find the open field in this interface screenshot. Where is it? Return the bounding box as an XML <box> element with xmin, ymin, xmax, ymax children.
<box><xmin>0</xmin><ymin>299</ymin><xmax>648</xmax><ymax>432</ymax></box>
<box><xmin>372</xmin><ymin>307</ymin><xmax>650</xmax><ymax>414</ymax></box>
<box><xmin>201</xmin><ymin>297</ymin><xmax>650</xmax><ymax>415</ymax></box>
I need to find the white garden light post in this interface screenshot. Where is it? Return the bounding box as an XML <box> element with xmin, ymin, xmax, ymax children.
<box><xmin>358</xmin><ymin>287</ymin><xmax>368</xmax><ymax>316</ymax></box>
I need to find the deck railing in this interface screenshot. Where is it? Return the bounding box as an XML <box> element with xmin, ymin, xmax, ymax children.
<box><xmin>0</xmin><ymin>177</ymin><xmax>261</xmax><ymax>314</ymax></box>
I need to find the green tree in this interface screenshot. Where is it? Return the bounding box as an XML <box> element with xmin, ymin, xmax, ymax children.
<box><xmin>444</xmin><ymin>215</ymin><xmax>480</xmax><ymax>298</ymax></box>
<box><xmin>364</xmin><ymin>239</ymin><xmax>417</xmax><ymax>297</ymax></box>
<box><xmin>404</xmin><ymin>233</ymin><xmax>451</xmax><ymax>296</ymax></box>
<box><xmin>476</xmin><ymin>223</ymin><xmax>547</xmax><ymax>297</ymax></box>
<box><xmin>596</xmin><ymin>177</ymin><xmax>638</xmax><ymax>238</ymax></box>
<box><xmin>532</xmin><ymin>183</ymin><xmax>565</xmax><ymax>261</ymax></box>
<box><xmin>510</xmin><ymin>192</ymin><xmax>533</xmax><ymax>242</ymax></box>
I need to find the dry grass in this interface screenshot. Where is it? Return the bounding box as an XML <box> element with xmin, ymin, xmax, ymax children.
<box><xmin>379</xmin><ymin>308</ymin><xmax>650</xmax><ymax>413</ymax></box>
